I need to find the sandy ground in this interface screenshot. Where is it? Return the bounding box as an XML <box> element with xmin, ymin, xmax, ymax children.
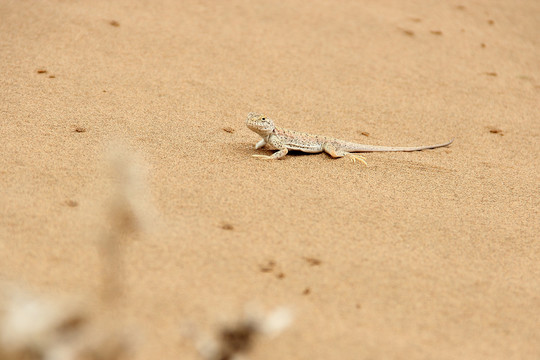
<box><xmin>1</xmin><ymin>0</ymin><xmax>539</xmax><ymax>359</ymax></box>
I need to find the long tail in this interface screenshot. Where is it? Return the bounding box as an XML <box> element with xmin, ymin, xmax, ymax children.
<box><xmin>348</xmin><ymin>139</ymin><xmax>454</xmax><ymax>152</ymax></box>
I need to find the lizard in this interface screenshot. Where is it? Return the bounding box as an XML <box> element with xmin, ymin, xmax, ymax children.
<box><xmin>245</xmin><ymin>112</ymin><xmax>453</xmax><ymax>165</ymax></box>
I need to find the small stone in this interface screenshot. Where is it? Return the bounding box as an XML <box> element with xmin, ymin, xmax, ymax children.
<box><xmin>303</xmin><ymin>257</ymin><xmax>322</xmax><ymax>266</ymax></box>
<box><xmin>221</xmin><ymin>223</ymin><xmax>234</xmax><ymax>230</ymax></box>
<box><xmin>65</xmin><ymin>199</ymin><xmax>79</xmax><ymax>207</ymax></box>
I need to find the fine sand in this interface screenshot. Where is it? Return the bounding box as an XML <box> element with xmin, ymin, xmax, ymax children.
<box><xmin>1</xmin><ymin>0</ymin><xmax>539</xmax><ymax>359</ymax></box>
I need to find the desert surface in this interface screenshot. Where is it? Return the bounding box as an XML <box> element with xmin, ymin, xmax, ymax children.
<box><xmin>1</xmin><ymin>0</ymin><xmax>539</xmax><ymax>359</ymax></box>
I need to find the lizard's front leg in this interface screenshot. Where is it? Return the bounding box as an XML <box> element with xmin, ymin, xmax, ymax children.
<box><xmin>253</xmin><ymin>135</ymin><xmax>289</xmax><ymax>160</ymax></box>
<box><xmin>323</xmin><ymin>143</ymin><xmax>367</xmax><ymax>165</ymax></box>
<box><xmin>255</xmin><ymin>139</ymin><xmax>267</xmax><ymax>149</ymax></box>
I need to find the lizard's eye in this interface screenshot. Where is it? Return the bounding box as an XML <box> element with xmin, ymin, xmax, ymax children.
<box><xmin>261</xmin><ymin>118</ymin><xmax>266</xmax><ymax>120</ymax></box>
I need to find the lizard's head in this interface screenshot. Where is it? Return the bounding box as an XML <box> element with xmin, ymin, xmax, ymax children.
<box><xmin>246</xmin><ymin>113</ymin><xmax>275</xmax><ymax>136</ymax></box>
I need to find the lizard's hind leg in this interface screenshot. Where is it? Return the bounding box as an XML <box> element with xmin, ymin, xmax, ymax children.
<box><xmin>323</xmin><ymin>144</ymin><xmax>367</xmax><ymax>165</ymax></box>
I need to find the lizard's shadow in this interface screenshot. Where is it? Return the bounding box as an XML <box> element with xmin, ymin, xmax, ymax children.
<box><xmin>238</xmin><ymin>143</ymin><xmax>314</xmax><ymax>157</ymax></box>
<box><xmin>282</xmin><ymin>150</ymin><xmax>314</xmax><ymax>157</ymax></box>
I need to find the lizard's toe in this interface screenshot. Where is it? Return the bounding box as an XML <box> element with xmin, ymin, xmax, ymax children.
<box><xmin>346</xmin><ymin>154</ymin><xmax>368</xmax><ymax>166</ymax></box>
<box><xmin>252</xmin><ymin>154</ymin><xmax>274</xmax><ymax>160</ymax></box>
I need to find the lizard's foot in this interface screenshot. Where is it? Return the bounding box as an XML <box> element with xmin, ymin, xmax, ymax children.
<box><xmin>252</xmin><ymin>154</ymin><xmax>275</xmax><ymax>160</ymax></box>
<box><xmin>345</xmin><ymin>153</ymin><xmax>368</xmax><ymax>166</ymax></box>
<box><xmin>252</xmin><ymin>148</ymin><xmax>288</xmax><ymax>160</ymax></box>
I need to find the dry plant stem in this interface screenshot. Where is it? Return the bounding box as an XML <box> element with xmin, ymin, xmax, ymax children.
<box><xmin>193</xmin><ymin>307</ymin><xmax>293</xmax><ymax>360</ymax></box>
<box><xmin>99</xmin><ymin>232</ymin><xmax>125</xmax><ymax>307</ymax></box>
<box><xmin>98</xmin><ymin>146</ymin><xmax>145</xmax><ymax>306</ymax></box>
